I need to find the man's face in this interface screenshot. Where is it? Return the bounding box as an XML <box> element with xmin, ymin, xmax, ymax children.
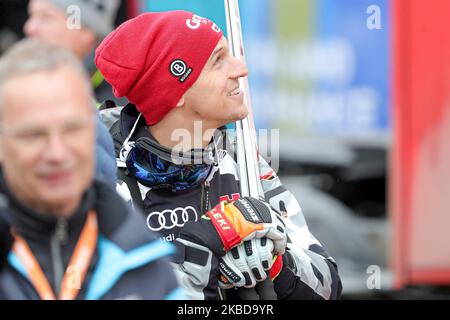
<box><xmin>182</xmin><ymin>37</ymin><xmax>249</xmax><ymax>127</ymax></box>
<box><xmin>0</xmin><ymin>65</ymin><xmax>95</xmax><ymax>215</ymax></box>
<box><xmin>24</xmin><ymin>0</ymin><xmax>93</xmax><ymax>57</ymax></box>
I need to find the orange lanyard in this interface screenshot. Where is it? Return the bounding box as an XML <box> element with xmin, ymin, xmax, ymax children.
<box><xmin>12</xmin><ymin>210</ymin><xmax>98</xmax><ymax>300</ymax></box>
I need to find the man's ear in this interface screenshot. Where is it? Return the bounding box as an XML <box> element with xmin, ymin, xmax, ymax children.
<box><xmin>176</xmin><ymin>96</ymin><xmax>185</xmax><ymax>108</ymax></box>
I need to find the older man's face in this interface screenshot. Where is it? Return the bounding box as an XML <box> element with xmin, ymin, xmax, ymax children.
<box><xmin>0</xmin><ymin>65</ymin><xmax>95</xmax><ymax>215</ymax></box>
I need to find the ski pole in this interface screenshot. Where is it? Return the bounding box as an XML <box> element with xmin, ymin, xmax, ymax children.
<box><xmin>224</xmin><ymin>0</ymin><xmax>277</xmax><ymax>301</ymax></box>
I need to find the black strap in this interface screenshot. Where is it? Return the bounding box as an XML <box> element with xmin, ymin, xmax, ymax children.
<box><xmin>171</xmin><ymin>241</ymin><xmax>210</xmax><ymax>266</ymax></box>
<box><xmin>117</xmin><ymin>168</ymin><xmax>144</xmax><ymax>210</ymax></box>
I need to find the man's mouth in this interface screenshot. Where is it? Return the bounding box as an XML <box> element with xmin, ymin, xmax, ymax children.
<box><xmin>227</xmin><ymin>87</ymin><xmax>241</xmax><ymax>96</ymax></box>
<box><xmin>39</xmin><ymin>170</ymin><xmax>74</xmax><ymax>186</ymax></box>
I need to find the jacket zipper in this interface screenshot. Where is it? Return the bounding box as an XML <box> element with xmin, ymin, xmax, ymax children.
<box><xmin>202</xmin><ymin>180</ymin><xmax>211</xmax><ymax>213</ymax></box>
<box><xmin>50</xmin><ymin>218</ymin><xmax>68</xmax><ymax>296</ymax></box>
<box><xmin>202</xmin><ymin>180</ymin><xmax>225</xmax><ymax>300</ymax></box>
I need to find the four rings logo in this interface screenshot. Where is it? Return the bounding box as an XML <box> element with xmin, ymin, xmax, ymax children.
<box><xmin>146</xmin><ymin>206</ymin><xmax>198</xmax><ymax>231</ymax></box>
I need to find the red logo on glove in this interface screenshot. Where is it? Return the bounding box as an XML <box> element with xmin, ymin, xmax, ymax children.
<box><xmin>219</xmin><ymin>193</ymin><xmax>240</xmax><ymax>203</ymax></box>
<box><xmin>207</xmin><ymin>204</ymin><xmax>241</xmax><ymax>251</ymax></box>
<box><xmin>210</xmin><ymin>208</ymin><xmax>231</xmax><ymax>230</ymax></box>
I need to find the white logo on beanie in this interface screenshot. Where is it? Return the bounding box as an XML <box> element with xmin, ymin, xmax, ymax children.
<box><xmin>186</xmin><ymin>14</ymin><xmax>206</xmax><ymax>29</ymax></box>
<box><xmin>186</xmin><ymin>14</ymin><xmax>221</xmax><ymax>33</ymax></box>
<box><xmin>170</xmin><ymin>60</ymin><xmax>187</xmax><ymax>77</ymax></box>
<box><xmin>211</xmin><ymin>23</ymin><xmax>221</xmax><ymax>33</ymax></box>
<box><xmin>169</xmin><ymin>59</ymin><xmax>193</xmax><ymax>83</ymax></box>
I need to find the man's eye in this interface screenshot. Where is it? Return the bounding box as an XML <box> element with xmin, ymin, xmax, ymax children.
<box><xmin>40</xmin><ymin>12</ymin><xmax>54</xmax><ymax>20</ymax></box>
<box><xmin>16</xmin><ymin>130</ymin><xmax>46</xmax><ymax>141</ymax></box>
<box><xmin>214</xmin><ymin>56</ymin><xmax>223</xmax><ymax>66</ymax></box>
<box><xmin>61</xmin><ymin>122</ymin><xmax>89</xmax><ymax>137</ymax></box>
<box><xmin>64</xmin><ymin>123</ymin><xmax>83</xmax><ymax>132</ymax></box>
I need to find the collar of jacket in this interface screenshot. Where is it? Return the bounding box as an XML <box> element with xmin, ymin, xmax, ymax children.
<box><xmin>0</xmin><ymin>169</ymin><xmax>94</xmax><ymax>243</ymax></box>
<box><xmin>115</xmin><ymin>103</ymin><xmax>227</xmax><ymax>157</ymax></box>
<box><xmin>3</xmin><ymin>171</ymin><xmax>178</xmax><ymax>299</ymax></box>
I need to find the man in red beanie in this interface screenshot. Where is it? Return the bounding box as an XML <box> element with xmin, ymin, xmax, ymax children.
<box><xmin>96</xmin><ymin>10</ymin><xmax>342</xmax><ymax>300</ymax></box>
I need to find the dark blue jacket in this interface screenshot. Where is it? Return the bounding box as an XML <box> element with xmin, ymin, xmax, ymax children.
<box><xmin>0</xmin><ymin>177</ymin><xmax>183</xmax><ymax>300</ymax></box>
<box><xmin>95</xmin><ymin>112</ymin><xmax>117</xmax><ymax>188</ymax></box>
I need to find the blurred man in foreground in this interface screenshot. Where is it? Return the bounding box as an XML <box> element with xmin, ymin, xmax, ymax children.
<box><xmin>0</xmin><ymin>39</ymin><xmax>182</xmax><ymax>300</ymax></box>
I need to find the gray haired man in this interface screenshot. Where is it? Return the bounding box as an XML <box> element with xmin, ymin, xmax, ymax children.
<box><xmin>0</xmin><ymin>39</ymin><xmax>182</xmax><ymax>300</ymax></box>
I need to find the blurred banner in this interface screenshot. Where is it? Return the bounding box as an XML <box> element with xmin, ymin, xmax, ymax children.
<box><xmin>241</xmin><ymin>0</ymin><xmax>390</xmax><ymax>142</ymax></box>
<box><xmin>392</xmin><ymin>0</ymin><xmax>450</xmax><ymax>288</ymax></box>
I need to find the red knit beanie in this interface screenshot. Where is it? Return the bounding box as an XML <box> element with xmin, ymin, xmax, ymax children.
<box><xmin>95</xmin><ymin>10</ymin><xmax>223</xmax><ymax>125</ymax></box>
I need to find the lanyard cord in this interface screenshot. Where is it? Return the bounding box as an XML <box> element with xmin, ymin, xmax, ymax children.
<box><xmin>12</xmin><ymin>210</ymin><xmax>98</xmax><ymax>300</ymax></box>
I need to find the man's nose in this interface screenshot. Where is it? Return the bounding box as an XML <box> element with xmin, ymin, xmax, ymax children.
<box><xmin>23</xmin><ymin>17</ymin><xmax>38</xmax><ymax>38</ymax></box>
<box><xmin>229</xmin><ymin>57</ymin><xmax>249</xmax><ymax>79</ymax></box>
<box><xmin>44</xmin><ymin>132</ymin><xmax>70</xmax><ymax>162</ymax></box>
